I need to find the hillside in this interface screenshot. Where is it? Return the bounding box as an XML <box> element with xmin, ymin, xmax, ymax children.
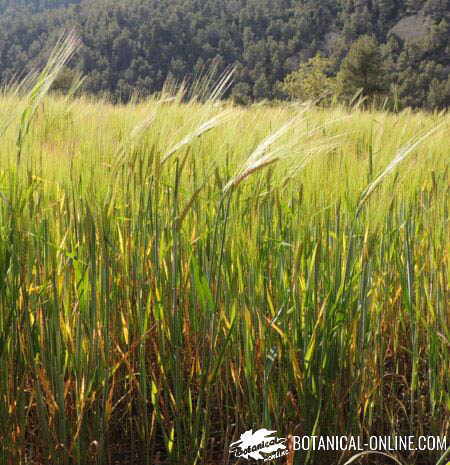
<box><xmin>0</xmin><ymin>1</ymin><xmax>449</xmax><ymax>105</ymax></box>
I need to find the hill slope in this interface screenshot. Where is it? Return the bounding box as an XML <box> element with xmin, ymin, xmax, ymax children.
<box><xmin>0</xmin><ymin>0</ymin><xmax>449</xmax><ymax>108</ymax></box>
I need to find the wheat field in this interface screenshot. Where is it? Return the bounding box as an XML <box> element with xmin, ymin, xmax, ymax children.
<box><xmin>0</xmin><ymin>38</ymin><xmax>449</xmax><ymax>465</ymax></box>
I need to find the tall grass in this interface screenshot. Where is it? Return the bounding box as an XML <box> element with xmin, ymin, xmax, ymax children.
<box><xmin>0</xmin><ymin>51</ymin><xmax>448</xmax><ymax>465</ymax></box>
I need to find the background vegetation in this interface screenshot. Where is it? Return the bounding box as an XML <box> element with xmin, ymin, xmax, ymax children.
<box><xmin>0</xmin><ymin>0</ymin><xmax>449</xmax><ymax>108</ymax></box>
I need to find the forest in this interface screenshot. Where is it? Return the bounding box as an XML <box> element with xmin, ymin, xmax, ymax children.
<box><xmin>0</xmin><ymin>0</ymin><xmax>449</xmax><ymax>108</ymax></box>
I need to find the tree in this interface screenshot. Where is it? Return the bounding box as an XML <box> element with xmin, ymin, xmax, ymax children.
<box><xmin>279</xmin><ymin>54</ymin><xmax>337</xmax><ymax>102</ymax></box>
<box><xmin>51</xmin><ymin>67</ymin><xmax>81</xmax><ymax>94</ymax></box>
<box><xmin>253</xmin><ymin>74</ymin><xmax>271</xmax><ymax>99</ymax></box>
<box><xmin>427</xmin><ymin>76</ymin><xmax>450</xmax><ymax>109</ymax></box>
<box><xmin>231</xmin><ymin>81</ymin><xmax>252</xmax><ymax>105</ymax></box>
<box><xmin>337</xmin><ymin>35</ymin><xmax>389</xmax><ymax>101</ymax></box>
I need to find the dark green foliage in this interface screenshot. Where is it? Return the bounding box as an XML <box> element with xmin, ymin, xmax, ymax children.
<box><xmin>337</xmin><ymin>35</ymin><xmax>388</xmax><ymax>100</ymax></box>
<box><xmin>0</xmin><ymin>0</ymin><xmax>449</xmax><ymax>108</ymax></box>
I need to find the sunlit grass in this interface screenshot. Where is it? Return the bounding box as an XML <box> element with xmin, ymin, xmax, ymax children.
<box><xmin>0</xmin><ymin>44</ymin><xmax>448</xmax><ymax>465</ymax></box>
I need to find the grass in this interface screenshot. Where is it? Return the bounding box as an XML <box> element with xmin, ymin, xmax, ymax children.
<box><xmin>0</xmin><ymin>41</ymin><xmax>449</xmax><ymax>465</ymax></box>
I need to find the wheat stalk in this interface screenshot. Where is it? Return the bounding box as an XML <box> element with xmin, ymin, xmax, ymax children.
<box><xmin>16</xmin><ymin>30</ymin><xmax>80</xmax><ymax>164</ymax></box>
<box><xmin>223</xmin><ymin>108</ymin><xmax>346</xmax><ymax>192</ymax></box>
<box><xmin>356</xmin><ymin>122</ymin><xmax>446</xmax><ymax>215</ymax></box>
<box><xmin>223</xmin><ymin>112</ymin><xmax>306</xmax><ymax>192</ymax></box>
<box><xmin>161</xmin><ymin>110</ymin><xmax>233</xmax><ymax>164</ymax></box>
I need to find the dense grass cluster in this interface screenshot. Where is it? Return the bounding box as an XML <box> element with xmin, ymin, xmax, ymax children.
<box><xmin>0</xmin><ymin>41</ymin><xmax>449</xmax><ymax>465</ymax></box>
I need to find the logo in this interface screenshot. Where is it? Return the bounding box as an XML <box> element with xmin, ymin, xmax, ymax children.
<box><xmin>229</xmin><ymin>428</ymin><xmax>288</xmax><ymax>461</ymax></box>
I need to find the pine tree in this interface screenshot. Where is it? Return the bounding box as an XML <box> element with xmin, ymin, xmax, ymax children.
<box><xmin>337</xmin><ymin>35</ymin><xmax>388</xmax><ymax>101</ymax></box>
